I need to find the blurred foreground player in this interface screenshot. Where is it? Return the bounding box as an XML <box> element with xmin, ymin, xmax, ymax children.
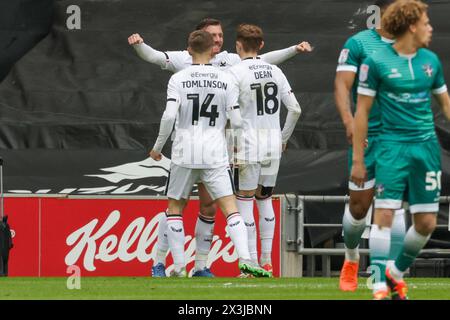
<box><xmin>352</xmin><ymin>0</ymin><xmax>450</xmax><ymax>299</ymax></box>
<box><xmin>334</xmin><ymin>0</ymin><xmax>406</xmax><ymax>292</ymax></box>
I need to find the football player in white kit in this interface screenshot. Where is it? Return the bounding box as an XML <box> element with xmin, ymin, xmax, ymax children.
<box><xmin>149</xmin><ymin>30</ymin><xmax>271</xmax><ymax>278</ymax></box>
<box><xmin>129</xmin><ymin>18</ymin><xmax>312</xmax><ymax>277</ymax></box>
<box><xmin>228</xmin><ymin>24</ymin><xmax>302</xmax><ymax>275</ymax></box>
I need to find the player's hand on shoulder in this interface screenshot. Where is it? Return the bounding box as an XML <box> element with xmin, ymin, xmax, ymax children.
<box><xmin>296</xmin><ymin>41</ymin><xmax>313</xmax><ymax>53</ymax></box>
<box><xmin>149</xmin><ymin>150</ymin><xmax>162</xmax><ymax>161</ymax></box>
<box><xmin>128</xmin><ymin>33</ymin><xmax>144</xmax><ymax>46</ymax></box>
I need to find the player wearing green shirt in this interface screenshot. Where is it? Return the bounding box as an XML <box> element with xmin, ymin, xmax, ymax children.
<box><xmin>334</xmin><ymin>0</ymin><xmax>405</xmax><ymax>292</ymax></box>
<box><xmin>352</xmin><ymin>0</ymin><xmax>450</xmax><ymax>300</ymax></box>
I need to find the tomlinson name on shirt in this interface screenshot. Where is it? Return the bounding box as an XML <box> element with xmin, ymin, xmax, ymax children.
<box><xmin>181</xmin><ymin>80</ymin><xmax>228</xmax><ymax>90</ymax></box>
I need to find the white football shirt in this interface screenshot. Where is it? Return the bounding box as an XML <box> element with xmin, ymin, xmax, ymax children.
<box><xmin>167</xmin><ymin>64</ymin><xmax>239</xmax><ymax>169</ymax></box>
<box><xmin>228</xmin><ymin>57</ymin><xmax>300</xmax><ymax>163</ymax></box>
<box><xmin>162</xmin><ymin>50</ymin><xmax>241</xmax><ymax>73</ymax></box>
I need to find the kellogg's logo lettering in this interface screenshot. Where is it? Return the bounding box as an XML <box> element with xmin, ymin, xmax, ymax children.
<box><xmin>64</xmin><ymin>211</ymin><xmax>238</xmax><ymax>273</ymax></box>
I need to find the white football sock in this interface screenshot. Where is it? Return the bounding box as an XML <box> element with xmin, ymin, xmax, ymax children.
<box><xmin>166</xmin><ymin>215</ymin><xmax>185</xmax><ymax>272</ymax></box>
<box><xmin>256</xmin><ymin>197</ymin><xmax>275</xmax><ymax>265</ymax></box>
<box><xmin>155</xmin><ymin>211</ymin><xmax>169</xmax><ymax>265</ymax></box>
<box><xmin>226</xmin><ymin>212</ymin><xmax>251</xmax><ymax>261</ymax></box>
<box><xmin>194</xmin><ymin>213</ymin><xmax>215</xmax><ymax>271</ymax></box>
<box><xmin>236</xmin><ymin>195</ymin><xmax>257</xmax><ymax>263</ymax></box>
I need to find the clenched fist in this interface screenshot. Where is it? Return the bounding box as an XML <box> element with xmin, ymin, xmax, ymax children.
<box><xmin>128</xmin><ymin>33</ymin><xmax>144</xmax><ymax>45</ymax></box>
<box><xmin>149</xmin><ymin>149</ymin><xmax>162</xmax><ymax>161</ymax></box>
<box><xmin>296</xmin><ymin>41</ymin><xmax>313</xmax><ymax>53</ymax></box>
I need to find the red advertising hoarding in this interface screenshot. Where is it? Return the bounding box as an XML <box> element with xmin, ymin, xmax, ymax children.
<box><xmin>7</xmin><ymin>197</ymin><xmax>281</xmax><ymax>277</ymax></box>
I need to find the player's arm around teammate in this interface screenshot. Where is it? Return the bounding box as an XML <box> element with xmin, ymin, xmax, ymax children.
<box><xmin>128</xmin><ymin>18</ymin><xmax>313</xmax><ymax>73</ymax></box>
<box><xmin>128</xmin><ymin>33</ymin><xmax>312</xmax><ymax>70</ymax></box>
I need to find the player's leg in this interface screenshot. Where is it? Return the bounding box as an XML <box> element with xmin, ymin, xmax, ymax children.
<box><xmin>201</xmin><ymin>166</ymin><xmax>271</xmax><ymax>277</ymax></box>
<box><xmin>255</xmin><ymin>159</ymin><xmax>280</xmax><ymax>274</ymax></box>
<box><xmin>235</xmin><ymin>164</ymin><xmax>258</xmax><ymax>265</ymax></box>
<box><xmin>369</xmin><ymin>208</ymin><xmax>394</xmax><ymax>299</ymax></box>
<box><xmin>388</xmin><ymin>208</ymin><xmax>406</xmax><ymax>267</ymax></box>
<box><xmin>164</xmin><ymin>163</ymin><xmax>198</xmax><ymax>277</ymax></box>
<box><xmin>152</xmin><ymin>169</ymin><xmax>191</xmax><ymax>277</ymax></box>
<box><xmin>152</xmin><ymin>210</ymin><xmax>169</xmax><ymax>277</ymax></box>
<box><xmin>152</xmin><ymin>169</ymin><xmax>172</xmax><ymax>277</ymax></box>
<box><xmin>340</xmin><ymin>140</ymin><xmax>376</xmax><ymax>291</ymax></box>
<box><xmin>166</xmin><ymin>197</ymin><xmax>188</xmax><ymax>277</ymax></box>
<box><xmin>192</xmin><ymin>182</ymin><xmax>217</xmax><ymax>277</ymax></box>
<box><xmin>386</xmin><ymin>140</ymin><xmax>441</xmax><ymax>300</ymax></box>
<box><xmin>370</xmin><ymin>142</ymin><xmax>409</xmax><ymax>299</ymax></box>
<box><xmin>386</xmin><ymin>212</ymin><xmax>435</xmax><ymax>300</ymax></box>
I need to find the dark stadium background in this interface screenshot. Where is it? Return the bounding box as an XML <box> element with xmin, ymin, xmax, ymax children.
<box><xmin>0</xmin><ymin>0</ymin><xmax>449</xmax><ymax>264</ymax></box>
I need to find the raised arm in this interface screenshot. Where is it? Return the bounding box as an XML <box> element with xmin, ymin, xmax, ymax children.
<box><xmin>128</xmin><ymin>33</ymin><xmax>168</xmax><ymax>68</ymax></box>
<box><xmin>260</xmin><ymin>41</ymin><xmax>312</xmax><ymax>65</ymax></box>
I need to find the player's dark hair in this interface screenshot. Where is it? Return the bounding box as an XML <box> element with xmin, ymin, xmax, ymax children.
<box><xmin>188</xmin><ymin>30</ymin><xmax>214</xmax><ymax>54</ymax></box>
<box><xmin>236</xmin><ymin>23</ymin><xmax>264</xmax><ymax>52</ymax></box>
<box><xmin>382</xmin><ymin>0</ymin><xmax>428</xmax><ymax>37</ymax></box>
<box><xmin>195</xmin><ymin>18</ymin><xmax>222</xmax><ymax>30</ymax></box>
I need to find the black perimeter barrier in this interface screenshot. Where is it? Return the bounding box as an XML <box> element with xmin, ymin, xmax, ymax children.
<box><xmin>0</xmin><ymin>0</ymin><xmax>450</xmax><ymax>248</ymax></box>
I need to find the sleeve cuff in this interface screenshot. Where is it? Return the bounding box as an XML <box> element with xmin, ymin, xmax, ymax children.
<box><xmin>152</xmin><ymin>145</ymin><xmax>162</xmax><ymax>153</ymax></box>
<box><xmin>336</xmin><ymin>65</ymin><xmax>358</xmax><ymax>73</ymax></box>
<box><xmin>357</xmin><ymin>87</ymin><xmax>376</xmax><ymax>97</ymax></box>
<box><xmin>432</xmin><ymin>85</ymin><xmax>448</xmax><ymax>95</ymax></box>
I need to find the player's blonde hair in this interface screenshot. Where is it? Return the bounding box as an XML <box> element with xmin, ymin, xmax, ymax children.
<box><xmin>188</xmin><ymin>30</ymin><xmax>214</xmax><ymax>54</ymax></box>
<box><xmin>382</xmin><ymin>0</ymin><xmax>428</xmax><ymax>37</ymax></box>
<box><xmin>236</xmin><ymin>24</ymin><xmax>264</xmax><ymax>52</ymax></box>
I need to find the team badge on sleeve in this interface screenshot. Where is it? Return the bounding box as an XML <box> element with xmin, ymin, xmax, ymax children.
<box><xmin>338</xmin><ymin>49</ymin><xmax>350</xmax><ymax>64</ymax></box>
<box><xmin>359</xmin><ymin>64</ymin><xmax>369</xmax><ymax>82</ymax></box>
<box><xmin>422</xmin><ymin>64</ymin><xmax>433</xmax><ymax>77</ymax></box>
